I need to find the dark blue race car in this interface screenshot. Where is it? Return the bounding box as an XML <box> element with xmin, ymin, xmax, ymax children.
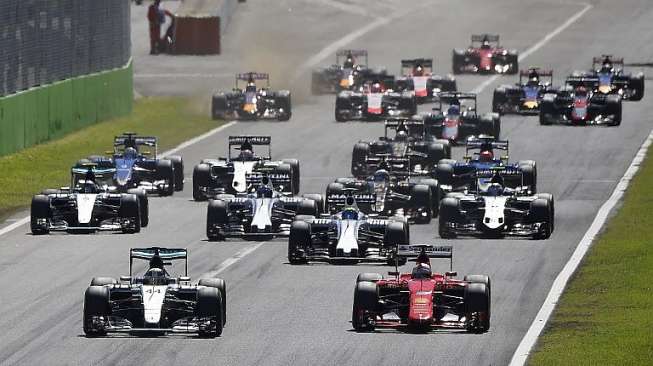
<box><xmin>435</xmin><ymin>135</ymin><xmax>537</xmax><ymax>194</ymax></box>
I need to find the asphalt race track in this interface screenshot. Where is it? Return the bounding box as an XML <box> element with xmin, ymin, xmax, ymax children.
<box><xmin>2</xmin><ymin>0</ymin><xmax>653</xmax><ymax>365</ymax></box>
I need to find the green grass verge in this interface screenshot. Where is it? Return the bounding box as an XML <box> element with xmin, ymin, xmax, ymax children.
<box><xmin>0</xmin><ymin>97</ymin><xmax>222</xmax><ymax>217</ymax></box>
<box><xmin>529</xmin><ymin>154</ymin><xmax>653</xmax><ymax>365</ymax></box>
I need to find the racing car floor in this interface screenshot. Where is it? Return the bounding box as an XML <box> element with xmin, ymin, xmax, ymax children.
<box><xmin>1</xmin><ymin>0</ymin><xmax>653</xmax><ymax>365</ymax></box>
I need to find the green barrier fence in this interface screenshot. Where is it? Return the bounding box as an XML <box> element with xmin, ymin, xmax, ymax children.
<box><xmin>0</xmin><ymin>61</ymin><xmax>133</xmax><ymax>157</ymax></box>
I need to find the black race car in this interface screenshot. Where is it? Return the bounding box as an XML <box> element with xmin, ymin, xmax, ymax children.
<box><xmin>492</xmin><ymin>68</ymin><xmax>554</xmax><ymax>115</ymax></box>
<box><xmin>394</xmin><ymin>58</ymin><xmax>457</xmax><ymax>103</ymax></box>
<box><xmin>212</xmin><ymin>72</ymin><xmax>291</xmax><ymax>121</ymax></box>
<box><xmin>335</xmin><ymin>76</ymin><xmax>416</xmax><ymax>122</ymax></box>
<box><xmin>192</xmin><ymin>136</ymin><xmax>300</xmax><ymax>200</ymax></box>
<box><xmin>569</xmin><ymin>55</ymin><xmax>644</xmax><ymax>101</ymax></box>
<box><xmin>351</xmin><ymin>119</ymin><xmax>450</xmax><ymax>178</ymax></box>
<box><xmin>311</xmin><ymin>49</ymin><xmax>388</xmax><ymax>94</ymax></box>
<box><xmin>422</xmin><ymin>92</ymin><xmax>501</xmax><ymax>143</ymax></box>
<box><xmin>539</xmin><ymin>78</ymin><xmax>622</xmax><ymax>126</ymax></box>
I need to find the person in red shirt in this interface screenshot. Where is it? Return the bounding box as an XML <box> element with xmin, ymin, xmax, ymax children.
<box><xmin>147</xmin><ymin>0</ymin><xmax>162</xmax><ymax>54</ymax></box>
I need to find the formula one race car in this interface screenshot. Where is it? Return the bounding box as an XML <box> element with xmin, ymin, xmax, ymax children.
<box><xmin>30</xmin><ymin>165</ymin><xmax>148</xmax><ymax>234</ymax></box>
<box><xmin>335</xmin><ymin>76</ymin><xmax>417</xmax><ymax>122</ymax></box>
<box><xmin>326</xmin><ymin>166</ymin><xmax>438</xmax><ymax>224</ymax></box>
<box><xmin>193</xmin><ymin>136</ymin><xmax>300</xmax><ymax>200</ymax></box>
<box><xmin>352</xmin><ymin>244</ymin><xmax>491</xmax><ymax>333</ymax></box>
<box><xmin>395</xmin><ymin>58</ymin><xmax>457</xmax><ymax>102</ymax></box>
<box><xmin>569</xmin><ymin>55</ymin><xmax>644</xmax><ymax>101</ymax></box>
<box><xmin>212</xmin><ymin>72</ymin><xmax>291</xmax><ymax>121</ymax></box>
<box><xmin>438</xmin><ymin>168</ymin><xmax>554</xmax><ymax>239</ymax></box>
<box><xmin>492</xmin><ymin>68</ymin><xmax>554</xmax><ymax>115</ymax></box>
<box><xmin>85</xmin><ymin>133</ymin><xmax>183</xmax><ymax>196</ymax></box>
<box><xmin>288</xmin><ymin>195</ymin><xmax>409</xmax><ymax>265</ymax></box>
<box><xmin>452</xmin><ymin>34</ymin><xmax>518</xmax><ymax>75</ymax></box>
<box><xmin>539</xmin><ymin>79</ymin><xmax>622</xmax><ymax>126</ymax></box>
<box><xmin>83</xmin><ymin>247</ymin><xmax>226</xmax><ymax>338</ymax></box>
<box><xmin>422</xmin><ymin>92</ymin><xmax>501</xmax><ymax>143</ymax></box>
<box><xmin>351</xmin><ymin>119</ymin><xmax>450</xmax><ymax>177</ymax></box>
<box><xmin>436</xmin><ymin>136</ymin><xmax>537</xmax><ymax>193</ymax></box>
<box><xmin>206</xmin><ymin>176</ymin><xmax>324</xmax><ymax>240</ymax></box>
<box><xmin>311</xmin><ymin>50</ymin><xmax>389</xmax><ymax>94</ymax></box>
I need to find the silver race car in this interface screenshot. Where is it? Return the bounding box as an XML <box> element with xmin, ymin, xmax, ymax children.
<box><xmin>83</xmin><ymin>247</ymin><xmax>226</xmax><ymax>338</ymax></box>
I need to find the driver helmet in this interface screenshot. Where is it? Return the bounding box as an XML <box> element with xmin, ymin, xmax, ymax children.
<box><xmin>414</xmin><ymin>65</ymin><xmax>424</xmax><ymax>76</ymax></box>
<box><xmin>396</xmin><ymin>127</ymin><xmax>409</xmax><ymax>141</ymax></box>
<box><xmin>486</xmin><ymin>182</ymin><xmax>504</xmax><ymax>196</ymax></box>
<box><xmin>481</xmin><ymin>39</ymin><xmax>491</xmax><ymax>49</ymax></box>
<box><xmin>238</xmin><ymin>149</ymin><xmax>254</xmax><ymax>160</ymax></box>
<box><xmin>528</xmin><ymin>70</ymin><xmax>540</xmax><ymax>86</ymax></box>
<box><xmin>411</xmin><ymin>263</ymin><xmax>432</xmax><ymax>279</ymax></box>
<box><xmin>373</xmin><ymin>169</ymin><xmax>390</xmax><ymax>183</ymax></box>
<box><xmin>245</xmin><ymin>82</ymin><xmax>257</xmax><ymax>93</ymax></box>
<box><xmin>82</xmin><ymin>181</ymin><xmax>98</xmax><ymax>194</ymax></box>
<box><xmin>256</xmin><ymin>185</ymin><xmax>273</xmax><ymax>198</ymax></box>
<box><xmin>479</xmin><ymin>150</ymin><xmax>494</xmax><ymax>162</ymax></box>
<box><xmin>143</xmin><ymin>268</ymin><xmax>167</xmax><ymax>285</ymax></box>
<box><xmin>601</xmin><ymin>62</ymin><xmax>613</xmax><ymax>73</ymax></box>
<box><xmin>344</xmin><ymin>55</ymin><xmax>355</xmax><ymax>69</ymax></box>
<box><xmin>341</xmin><ymin>207</ymin><xmax>359</xmax><ymax>220</ymax></box>
<box><xmin>447</xmin><ymin>104</ymin><xmax>460</xmax><ymax>117</ymax></box>
<box><xmin>371</xmin><ymin>82</ymin><xmax>383</xmax><ymax>93</ymax></box>
<box><xmin>124</xmin><ymin>147</ymin><xmax>138</xmax><ymax>159</ymax></box>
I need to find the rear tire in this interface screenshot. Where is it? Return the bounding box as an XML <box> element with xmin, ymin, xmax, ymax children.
<box><xmin>530</xmin><ymin>198</ymin><xmax>552</xmax><ymax>239</ymax></box>
<box><xmin>119</xmin><ymin>194</ymin><xmax>141</xmax><ymax>234</ymax></box>
<box><xmin>288</xmin><ymin>220</ymin><xmax>311</xmax><ymax>264</ymax></box>
<box><xmin>384</xmin><ymin>222</ymin><xmax>409</xmax><ymax>265</ymax></box>
<box><xmin>127</xmin><ymin>188</ymin><xmax>149</xmax><ymax>227</ymax></box>
<box><xmin>282</xmin><ymin>159</ymin><xmax>301</xmax><ymax>194</ymax></box>
<box><xmin>351</xmin><ymin>143</ymin><xmax>370</xmax><ymax>177</ymax></box>
<box><xmin>168</xmin><ymin>156</ymin><xmax>184</xmax><ymax>191</ymax></box>
<box><xmin>409</xmin><ymin>184</ymin><xmax>432</xmax><ymax>224</ymax></box>
<box><xmin>439</xmin><ymin>197</ymin><xmax>460</xmax><ymax>238</ymax></box>
<box><xmin>212</xmin><ymin>94</ymin><xmax>228</xmax><ymax>120</ymax></box>
<box><xmin>156</xmin><ymin>159</ymin><xmax>175</xmax><ymax>196</ymax></box>
<box><xmin>356</xmin><ymin>273</ymin><xmax>383</xmax><ymax>283</ymax></box>
<box><xmin>207</xmin><ymin>200</ymin><xmax>228</xmax><ymax>241</ymax></box>
<box><xmin>193</xmin><ymin>164</ymin><xmax>211</xmax><ymax>201</ymax></box>
<box><xmin>90</xmin><ymin>277</ymin><xmax>117</xmax><ymax>286</ymax></box>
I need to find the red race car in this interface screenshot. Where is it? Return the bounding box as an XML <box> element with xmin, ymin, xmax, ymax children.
<box><xmin>351</xmin><ymin>244</ymin><xmax>491</xmax><ymax>333</ymax></box>
<box><xmin>452</xmin><ymin>34</ymin><xmax>518</xmax><ymax>75</ymax></box>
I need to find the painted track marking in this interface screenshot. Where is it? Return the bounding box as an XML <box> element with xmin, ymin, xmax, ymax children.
<box><xmin>509</xmin><ymin>129</ymin><xmax>653</xmax><ymax>365</ymax></box>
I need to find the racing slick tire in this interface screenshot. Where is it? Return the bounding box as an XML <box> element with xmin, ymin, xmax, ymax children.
<box><xmin>275</xmin><ymin>90</ymin><xmax>292</xmax><ymax>121</ymax></box>
<box><xmin>409</xmin><ymin>184</ymin><xmax>432</xmax><ymax>224</ymax></box>
<box><xmin>418</xmin><ymin>178</ymin><xmax>440</xmax><ymax>217</ymax></box>
<box><xmin>384</xmin><ymin>222</ymin><xmax>409</xmax><ymax>266</ymax></box>
<box><xmin>439</xmin><ymin>197</ymin><xmax>460</xmax><ymax>239</ymax></box>
<box><xmin>539</xmin><ymin>95</ymin><xmax>556</xmax><ymax>125</ymax></box>
<box><xmin>452</xmin><ymin>49</ymin><xmax>466</xmax><ymax>74</ymax></box>
<box><xmin>155</xmin><ymin>159</ymin><xmax>175</xmax><ymax>196</ymax></box>
<box><xmin>530</xmin><ymin>198</ymin><xmax>553</xmax><ymax>240</ymax></box>
<box><xmin>352</xmin><ymin>281</ymin><xmax>379</xmax><ymax>332</ymax></box>
<box><xmin>207</xmin><ymin>199</ymin><xmax>228</xmax><ymax>241</ymax></box>
<box><xmin>335</xmin><ymin>95</ymin><xmax>350</xmax><ymax>122</ymax></box>
<box><xmin>630</xmin><ymin>73</ymin><xmax>645</xmax><ymax>101</ymax></box>
<box><xmin>434</xmin><ymin>139</ymin><xmax>452</xmax><ymax>158</ymax></box>
<box><xmin>127</xmin><ymin>188</ymin><xmax>149</xmax><ymax>228</ymax></box>
<box><xmin>492</xmin><ymin>87</ymin><xmax>507</xmax><ymax>115</ymax></box>
<box><xmin>606</xmin><ymin>95</ymin><xmax>622</xmax><ymax>126</ymax></box>
<box><xmin>326</xmin><ymin>182</ymin><xmax>345</xmax><ymax>197</ymax></box>
<box><xmin>274</xmin><ymin>164</ymin><xmax>294</xmax><ymax>194</ymax></box>
<box><xmin>302</xmin><ymin>194</ymin><xmax>325</xmax><ymax>214</ymax></box>
<box><xmin>30</xmin><ymin>194</ymin><xmax>51</xmax><ymax>235</ymax></box>
<box><xmin>464</xmin><ymin>283</ymin><xmax>490</xmax><ymax>333</ymax></box>
<box><xmin>167</xmin><ymin>155</ymin><xmax>184</xmax><ymax>191</ymax></box>
<box><xmin>288</xmin><ymin>220</ymin><xmax>311</xmax><ymax>264</ymax></box>
<box><xmin>198</xmin><ymin>278</ymin><xmax>227</xmax><ymax>326</ymax></box>
<box><xmin>536</xmin><ymin>193</ymin><xmax>555</xmax><ymax>232</ymax></box>
<box><xmin>426</xmin><ymin>143</ymin><xmax>447</xmax><ymax>168</ymax></box>
<box><xmin>297</xmin><ymin>199</ymin><xmax>319</xmax><ymax>217</ymax></box>
<box><xmin>356</xmin><ymin>273</ymin><xmax>383</xmax><ymax>283</ymax></box>
<box><xmin>119</xmin><ymin>194</ymin><xmax>141</xmax><ymax>234</ymax></box>
<box><xmin>480</xmin><ymin>114</ymin><xmax>501</xmax><ymax>138</ymax></box>
<box><xmin>282</xmin><ymin>159</ymin><xmax>301</xmax><ymax>194</ymax></box>
<box><xmin>196</xmin><ymin>287</ymin><xmax>224</xmax><ymax>338</ymax></box>
<box><xmin>90</xmin><ymin>277</ymin><xmax>118</xmax><ymax>286</ymax></box>
<box><xmin>506</xmin><ymin>51</ymin><xmax>519</xmax><ymax>74</ymax></box>
<box><xmin>193</xmin><ymin>163</ymin><xmax>211</xmax><ymax>201</ymax></box>
<box><xmin>211</xmin><ymin>93</ymin><xmax>228</xmax><ymax>120</ymax></box>
<box><xmin>518</xmin><ymin>160</ymin><xmax>537</xmax><ymax>193</ymax></box>
<box><xmin>83</xmin><ymin>285</ymin><xmax>111</xmax><ymax>337</ymax></box>
<box><xmin>435</xmin><ymin>159</ymin><xmax>456</xmax><ymax>186</ymax></box>
<box><xmin>351</xmin><ymin>143</ymin><xmax>370</xmax><ymax>176</ymax></box>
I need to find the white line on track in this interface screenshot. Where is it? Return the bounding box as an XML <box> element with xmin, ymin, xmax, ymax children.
<box><xmin>471</xmin><ymin>2</ymin><xmax>593</xmax><ymax>94</ymax></box>
<box><xmin>200</xmin><ymin>242</ymin><xmax>265</xmax><ymax>278</ymax></box>
<box><xmin>509</xmin><ymin>128</ymin><xmax>653</xmax><ymax>366</ymax></box>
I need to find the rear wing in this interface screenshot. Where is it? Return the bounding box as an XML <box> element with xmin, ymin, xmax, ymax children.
<box><xmin>245</xmin><ymin>172</ymin><xmax>291</xmax><ymax>191</ymax></box>
<box><xmin>364</xmin><ymin>155</ymin><xmax>412</xmax><ymax>177</ymax></box>
<box><xmin>336</xmin><ymin>49</ymin><xmax>368</xmax><ymax>66</ymax></box>
<box><xmin>114</xmin><ymin>133</ymin><xmax>158</xmax><ymax>156</ymax></box>
<box><xmin>228</xmin><ymin>135</ymin><xmax>272</xmax><ymax>160</ymax></box>
<box><xmin>397</xmin><ymin>244</ymin><xmax>453</xmax><ymax>271</ymax></box>
<box><xmin>129</xmin><ymin>247</ymin><xmax>188</xmax><ymax>277</ymax></box>
<box><xmin>236</xmin><ymin>72</ymin><xmax>270</xmax><ymax>87</ymax></box>
<box><xmin>471</xmin><ymin>34</ymin><xmax>500</xmax><ymax>45</ymax></box>
<box><xmin>401</xmin><ymin>58</ymin><xmax>433</xmax><ymax>75</ymax></box>
<box><xmin>519</xmin><ymin>68</ymin><xmax>553</xmax><ymax>85</ymax></box>
<box><xmin>358</xmin><ymin>72</ymin><xmax>395</xmax><ymax>88</ymax></box>
<box><xmin>384</xmin><ymin>119</ymin><xmax>425</xmax><ymax>139</ymax></box>
<box><xmin>475</xmin><ymin>166</ymin><xmax>522</xmax><ymax>178</ymax></box>
<box><xmin>565</xmin><ymin>76</ymin><xmax>599</xmax><ymax>88</ymax></box>
<box><xmin>592</xmin><ymin>55</ymin><xmax>624</xmax><ymax>70</ymax></box>
<box><xmin>465</xmin><ymin>136</ymin><xmax>509</xmax><ymax>152</ymax></box>
<box><xmin>435</xmin><ymin>91</ymin><xmax>477</xmax><ymax>112</ymax></box>
<box><xmin>326</xmin><ymin>193</ymin><xmax>376</xmax><ymax>206</ymax></box>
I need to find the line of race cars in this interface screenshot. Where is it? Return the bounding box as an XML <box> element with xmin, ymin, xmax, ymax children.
<box><xmin>32</xmin><ymin>35</ymin><xmax>645</xmax><ymax>337</ymax></box>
